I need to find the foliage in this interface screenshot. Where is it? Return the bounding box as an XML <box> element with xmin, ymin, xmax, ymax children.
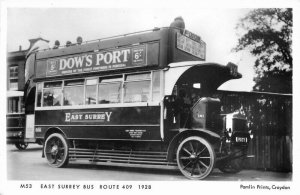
<box><xmin>234</xmin><ymin>8</ymin><xmax>292</xmax><ymax>93</ymax></box>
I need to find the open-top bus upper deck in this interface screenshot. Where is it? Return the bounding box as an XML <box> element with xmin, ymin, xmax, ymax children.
<box><xmin>29</xmin><ymin>27</ymin><xmax>206</xmax><ymax>81</ymax></box>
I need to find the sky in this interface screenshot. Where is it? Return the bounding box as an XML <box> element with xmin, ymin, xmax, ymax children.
<box><xmin>5</xmin><ymin>7</ymin><xmax>260</xmax><ymax>91</ymax></box>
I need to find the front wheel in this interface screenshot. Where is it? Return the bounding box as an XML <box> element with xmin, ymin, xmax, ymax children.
<box><xmin>44</xmin><ymin>133</ymin><xmax>69</xmax><ymax>168</ymax></box>
<box><xmin>15</xmin><ymin>142</ymin><xmax>28</xmax><ymax>150</ymax></box>
<box><xmin>176</xmin><ymin>136</ymin><xmax>215</xmax><ymax>180</ymax></box>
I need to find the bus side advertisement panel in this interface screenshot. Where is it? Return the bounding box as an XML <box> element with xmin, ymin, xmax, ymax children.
<box><xmin>34</xmin><ymin>106</ymin><xmax>161</xmax><ymax>140</ymax></box>
<box><xmin>35</xmin><ymin>42</ymin><xmax>159</xmax><ymax>78</ymax></box>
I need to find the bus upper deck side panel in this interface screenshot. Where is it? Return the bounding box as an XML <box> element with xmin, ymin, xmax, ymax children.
<box><xmin>36</xmin><ymin>28</ymin><xmax>170</xmax><ymax>63</ymax></box>
<box><xmin>33</xmin><ymin>28</ymin><xmax>204</xmax><ymax>80</ymax></box>
<box><xmin>35</xmin><ymin>42</ymin><xmax>161</xmax><ymax>79</ymax></box>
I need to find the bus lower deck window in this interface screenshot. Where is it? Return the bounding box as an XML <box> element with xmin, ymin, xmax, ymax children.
<box><xmin>98</xmin><ymin>76</ymin><xmax>122</xmax><ymax>104</ymax></box>
<box><xmin>43</xmin><ymin>81</ymin><xmax>62</xmax><ymax>107</ymax></box>
<box><xmin>86</xmin><ymin>85</ymin><xmax>97</xmax><ymax>104</ymax></box>
<box><xmin>43</xmin><ymin>88</ymin><xmax>62</xmax><ymax>106</ymax></box>
<box><xmin>36</xmin><ymin>83</ymin><xmax>42</xmax><ymax>107</ymax></box>
<box><xmin>86</xmin><ymin>78</ymin><xmax>97</xmax><ymax>105</ymax></box>
<box><xmin>63</xmin><ymin>79</ymin><xmax>84</xmax><ymax>106</ymax></box>
<box><xmin>63</xmin><ymin>86</ymin><xmax>84</xmax><ymax>106</ymax></box>
<box><xmin>38</xmin><ymin>71</ymin><xmax>160</xmax><ymax>107</ymax></box>
<box><xmin>98</xmin><ymin>82</ymin><xmax>121</xmax><ymax>104</ymax></box>
<box><xmin>124</xmin><ymin>73</ymin><xmax>151</xmax><ymax>103</ymax></box>
<box><xmin>152</xmin><ymin>71</ymin><xmax>160</xmax><ymax>102</ymax></box>
<box><xmin>124</xmin><ymin>80</ymin><xmax>150</xmax><ymax>103</ymax></box>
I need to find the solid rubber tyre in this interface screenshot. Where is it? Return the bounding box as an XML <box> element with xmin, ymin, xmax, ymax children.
<box><xmin>44</xmin><ymin>133</ymin><xmax>69</xmax><ymax>168</ymax></box>
<box><xmin>15</xmin><ymin>142</ymin><xmax>28</xmax><ymax>150</ymax></box>
<box><xmin>176</xmin><ymin>136</ymin><xmax>215</xmax><ymax>180</ymax></box>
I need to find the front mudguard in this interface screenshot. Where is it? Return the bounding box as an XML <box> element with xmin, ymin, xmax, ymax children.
<box><xmin>166</xmin><ymin>128</ymin><xmax>221</xmax><ymax>162</ymax></box>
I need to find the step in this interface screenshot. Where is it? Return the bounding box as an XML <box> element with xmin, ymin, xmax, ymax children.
<box><xmin>68</xmin><ymin>147</ymin><xmax>177</xmax><ymax>168</ymax></box>
<box><xmin>70</xmin><ymin>159</ymin><xmax>179</xmax><ymax>170</ymax></box>
<box><xmin>69</xmin><ymin>151</ymin><xmax>166</xmax><ymax>158</ymax></box>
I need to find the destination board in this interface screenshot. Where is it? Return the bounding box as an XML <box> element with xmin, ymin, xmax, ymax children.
<box><xmin>176</xmin><ymin>32</ymin><xmax>206</xmax><ymax>60</ymax></box>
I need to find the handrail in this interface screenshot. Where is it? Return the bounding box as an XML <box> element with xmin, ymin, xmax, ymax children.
<box><xmin>37</xmin><ymin>26</ymin><xmax>172</xmax><ymax>53</ymax></box>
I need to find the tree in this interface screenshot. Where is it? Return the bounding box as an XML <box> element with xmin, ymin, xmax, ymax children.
<box><xmin>234</xmin><ymin>8</ymin><xmax>292</xmax><ymax>93</ymax></box>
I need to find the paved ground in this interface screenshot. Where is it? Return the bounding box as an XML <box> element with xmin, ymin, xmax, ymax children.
<box><xmin>6</xmin><ymin>144</ymin><xmax>292</xmax><ymax>181</ymax></box>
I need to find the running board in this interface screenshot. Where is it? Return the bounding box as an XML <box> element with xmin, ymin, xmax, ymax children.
<box><xmin>69</xmin><ymin>148</ymin><xmax>178</xmax><ymax>169</ymax></box>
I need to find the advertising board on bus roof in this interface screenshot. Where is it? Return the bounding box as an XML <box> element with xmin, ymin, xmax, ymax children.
<box><xmin>35</xmin><ymin>28</ymin><xmax>206</xmax><ymax>79</ymax></box>
<box><xmin>45</xmin><ymin>44</ymin><xmax>148</xmax><ymax>77</ymax></box>
<box><xmin>36</xmin><ymin>42</ymin><xmax>160</xmax><ymax>78</ymax></box>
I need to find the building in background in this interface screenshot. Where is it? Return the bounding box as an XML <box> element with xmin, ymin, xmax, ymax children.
<box><xmin>7</xmin><ymin>47</ymin><xmax>26</xmax><ymax>116</ymax></box>
<box><xmin>7</xmin><ymin>38</ymin><xmax>49</xmax><ymax>150</ymax></box>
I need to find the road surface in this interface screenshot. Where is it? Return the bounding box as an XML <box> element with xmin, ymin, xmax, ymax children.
<box><xmin>6</xmin><ymin>144</ymin><xmax>292</xmax><ymax>181</ymax></box>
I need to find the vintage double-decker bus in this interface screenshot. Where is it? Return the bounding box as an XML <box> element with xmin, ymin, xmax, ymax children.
<box><xmin>6</xmin><ymin>91</ymin><xmax>28</xmax><ymax>150</ymax></box>
<box><xmin>24</xmin><ymin>19</ymin><xmax>252</xmax><ymax>179</ymax></box>
<box><xmin>7</xmin><ymin>90</ymin><xmax>43</xmax><ymax>149</ymax></box>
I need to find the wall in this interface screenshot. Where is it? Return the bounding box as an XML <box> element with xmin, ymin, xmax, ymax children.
<box><xmin>216</xmin><ymin>90</ymin><xmax>292</xmax><ymax>172</ymax></box>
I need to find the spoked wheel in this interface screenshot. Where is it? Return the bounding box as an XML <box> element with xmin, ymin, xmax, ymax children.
<box><xmin>177</xmin><ymin>136</ymin><xmax>215</xmax><ymax>180</ymax></box>
<box><xmin>44</xmin><ymin>133</ymin><xmax>69</xmax><ymax>168</ymax></box>
<box><xmin>15</xmin><ymin>142</ymin><xmax>28</xmax><ymax>150</ymax></box>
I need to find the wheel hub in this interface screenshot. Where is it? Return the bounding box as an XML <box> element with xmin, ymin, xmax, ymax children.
<box><xmin>190</xmin><ymin>153</ymin><xmax>197</xmax><ymax>161</ymax></box>
<box><xmin>51</xmin><ymin>145</ymin><xmax>58</xmax><ymax>155</ymax></box>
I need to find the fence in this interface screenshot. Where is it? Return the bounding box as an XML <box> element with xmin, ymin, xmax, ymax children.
<box><xmin>215</xmin><ymin>90</ymin><xmax>292</xmax><ymax>172</ymax></box>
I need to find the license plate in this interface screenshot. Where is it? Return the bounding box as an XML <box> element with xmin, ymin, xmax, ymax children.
<box><xmin>235</xmin><ymin>137</ymin><xmax>247</xmax><ymax>143</ymax></box>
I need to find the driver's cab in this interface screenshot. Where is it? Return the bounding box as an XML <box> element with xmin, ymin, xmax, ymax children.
<box><xmin>163</xmin><ymin>62</ymin><xmax>241</xmax><ymax>134</ymax></box>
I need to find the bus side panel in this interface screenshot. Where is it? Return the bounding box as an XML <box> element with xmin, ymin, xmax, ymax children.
<box><xmin>38</xmin><ymin>126</ymin><xmax>160</xmax><ymax>141</ymax></box>
<box><xmin>35</xmin><ymin>106</ymin><xmax>161</xmax><ymax>140</ymax></box>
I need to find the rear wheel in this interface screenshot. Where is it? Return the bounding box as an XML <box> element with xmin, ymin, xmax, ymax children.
<box><xmin>176</xmin><ymin>136</ymin><xmax>215</xmax><ymax>180</ymax></box>
<box><xmin>44</xmin><ymin>133</ymin><xmax>69</xmax><ymax>168</ymax></box>
<box><xmin>15</xmin><ymin>142</ymin><xmax>28</xmax><ymax>150</ymax></box>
